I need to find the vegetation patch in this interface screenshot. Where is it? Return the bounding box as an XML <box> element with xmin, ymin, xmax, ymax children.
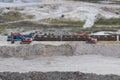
<box><xmin>95</xmin><ymin>18</ymin><xmax>120</xmax><ymax>25</ymax></box>
<box><xmin>0</xmin><ymin>11</ymin><xmax>24</xmax><ymax>22</ymax></box>
<box><xmin>77</xmin><ymin>27</ymin><xmax>119</xmax><ymax>34</ymax></box>
<box><xmin>26</xmin><ymin>14</ymin><xmax>35</xmax><ymax>19</ymax></box>
<box><xmin>49</xmin><ymin>19</ymin><xmax>85</xmax><ymax>27</ymax></box>
<box><xmin>0</xmin><ymin>20</ymin><xmax>119</xmax><ymax>35</ymax></box>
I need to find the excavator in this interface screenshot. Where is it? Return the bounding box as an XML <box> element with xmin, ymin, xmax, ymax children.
<box><xmin>76</xmin><ymin>32</ymin><xmax>97</xmax><ymax>44</ymax></box>
<box><xmin>10</xmin><ymin>32</ymin><xmax>32</xmax><ymax>44</ymax></box>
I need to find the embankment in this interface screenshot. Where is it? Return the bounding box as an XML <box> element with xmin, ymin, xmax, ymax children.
<box><xmin>74</xmin><ymin>44</ymin><xmax>120</xmax><ymax>57</ymax></box>
<box><xmin>0</xmin><ymin>43</ymin><xmax>120</xmax><ymax>79</ymax></box>
<box><xmin>0</xmin><ymin>43</ymin><xmax>120</xmax><ymax>58</ymax></box>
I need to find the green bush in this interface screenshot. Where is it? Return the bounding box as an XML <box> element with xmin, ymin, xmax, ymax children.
<box><xmin>95</xmin><ymin>18</ymin><xmax>120</xmax><ymax>25</ymax></box>
<box><xmin>26</xmin><ymin>14</ymin><xmax>35</xmax><ymax>19</ymax></box>
<box><xmin>0</xmin><ymin>11</ymin><xmax>24</xmax><ymax>21</ymax></box>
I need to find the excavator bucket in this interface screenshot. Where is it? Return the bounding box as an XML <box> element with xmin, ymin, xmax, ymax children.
<box><xmin>91</xmin><ymin>39</ymin><xmax>97</xmax><ymax>44</ymax></box>
<box><xmin>87</xmin><ymin>37</ymin><xmax>97</xmax><ymax>44</ymax></box>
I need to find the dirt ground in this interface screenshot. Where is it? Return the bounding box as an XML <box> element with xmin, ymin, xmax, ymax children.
<box><xmin>0</xmin><ymin>72</ymin><xmax>119</xmax><ymax>80</ymax></box>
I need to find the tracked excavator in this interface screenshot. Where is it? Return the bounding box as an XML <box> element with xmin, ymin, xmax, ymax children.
<box><xmin>76</xmin><ymin>32</ymin><xmax>97</xmax><ymax>44</ymax></box>
<box><xmin>10</xmin><ymin>32</ymin><xmax>32</xmax><ymax>44</ymax></box>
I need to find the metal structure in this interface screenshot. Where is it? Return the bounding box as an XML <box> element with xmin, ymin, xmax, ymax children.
<box><xmin>8</xmin><ymin>32</ymin><xmax>120</xmax><ymax>44</ymax></box>
<box><xmin>10</xmin><ymin>32</ymin><xmax>32</xmax><ymax>44</ymax></box>
<box><xmin>33</xmin><ymin>32</ymin><xmax>98</xmax><ymax>43</ymax></box>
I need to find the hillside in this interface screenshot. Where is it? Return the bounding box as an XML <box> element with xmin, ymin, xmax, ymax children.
<box><xmin>0</xmin><ymin>0</ymin><xmax>119</xmax><ymax>35</ymax></box>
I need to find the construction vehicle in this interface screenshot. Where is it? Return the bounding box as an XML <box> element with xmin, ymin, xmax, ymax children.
<box><xmin>7</xmin><ymin>34</ymin><xmax>32</xmax><ymax>41</ymax></box>
<box><xmin>10</xmin><ymin>32</ymin><xmax>32</xmax><ymax>44</ymax></box>
<box><xmin>76</xmin><ymin>32</ymin><xmax>97</xmax><ymax>44</ymax></box>
<box><xmin>8</xmin><ymin>32</ymin><xmax>97</xmax><ymax>44</ymax></box>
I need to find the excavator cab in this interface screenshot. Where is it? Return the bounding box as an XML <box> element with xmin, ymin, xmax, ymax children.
<box><xmin>20</xmin><ymin>37</ymin><xmax>32</xmax><ymax>44</ymax></box>
<box><xmin>76</xmin><ymin>32</ymin><xmax>97</xmax><ymax>44</ymax></box>
<box><xmin>87</xmin><ymin>37</ymin><xmax>97</xmax><ymax>44</ymax></box>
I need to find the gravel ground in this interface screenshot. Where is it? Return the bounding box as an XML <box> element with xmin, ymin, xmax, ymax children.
<box><xmin>0</xmin><ymin>72</ymin><xmax>119</xmax><ymax>80</ymax></box>
<box><xmin>0</xmin><ymin>55</ymin><xmax>120</xmax><ymax>75</ymax></box>
<box><xmin>0</xmin><ymin>41</ymin><xmax>120</xmax><ymax>77</ymax></box>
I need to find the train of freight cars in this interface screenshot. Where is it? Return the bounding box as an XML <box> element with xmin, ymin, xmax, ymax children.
<box><xmin>7</xmin><ymin>32</ymin><xmax>120</xmax><ymax>42</ymax></box>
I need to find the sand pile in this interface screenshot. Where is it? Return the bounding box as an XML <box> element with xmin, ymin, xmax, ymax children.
<box><xmin>0</xmin><ymin>44</ymin><xmax>74</xmax><ymax>58</ymax></box>
<box><xmin>74</xmin><ymin>44</ymin><xmax>120</xmax><ymax>58</ymax></box>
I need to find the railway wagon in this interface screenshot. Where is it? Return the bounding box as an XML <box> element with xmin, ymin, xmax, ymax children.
<box><xmin>34</xmin><ymin>34</ymin><xmax>118</xmax><ymax>41</ymax></box>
